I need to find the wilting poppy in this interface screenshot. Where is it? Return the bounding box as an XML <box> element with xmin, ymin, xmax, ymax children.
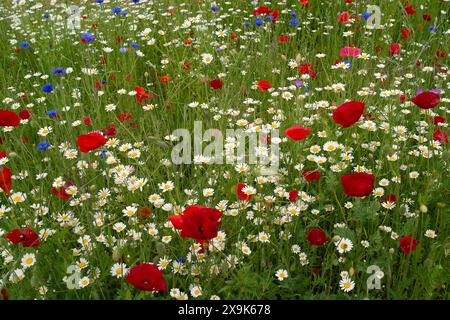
<box><xmin>399</xmin><ymin>236</ymin><xmax>417</xmax><ymax>256</ymax></box>
<box><xmin>306</xmin><ymin>229</ymin><xmax>328</xmax><ymax>246</ymax></box>
<box><xmin>411</xmin><ymin>91</ymin><xmax>440</xmax><ymax>109</ymax></box>
<box><xmin>6</xmin><ymin>227</ymin><xmax>40</xmax><ymax>247</ymax></box>
<box><xmin>126</xmin><ymin>263</ymin><xmax>167</xmax><ymax>292</ymax></box>
<box><xmin>0</xmin><ymin>110</ymin><xmax>20</xmax><ymax>127</ymax></box>
<box><xmin>0</xmin><ymin>166</ymin><xmax>12</xmax><ymax>193</ymax></box>
<box><xmin>77</xmin><ymin>132</ymin><xmax>108</xmax><ymax>153</ymax></box>
<box><xmin>333</xmin><ymin>100</ymin><xmax>365</xmax><ymax>128</ymax></box>
<box><xmin>168</xmin><ymin>205</ymin><xmax>222</xmax><ymax>244</ymax></box>
<box><xmin>284</xmin><ymin>125</ymin><xmax>311</xmax><ymax>141</ymax></box>
<box><xmin>341</xmin><ymin>172</ymin><xmax>375</xmax><ymax>197</ymax></box>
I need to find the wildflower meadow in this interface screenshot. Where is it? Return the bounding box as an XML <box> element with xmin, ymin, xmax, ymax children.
<box><xmin>0</xmin><ymin>0</ymin><xmax>449</xmax><ymax>301</ymax></box>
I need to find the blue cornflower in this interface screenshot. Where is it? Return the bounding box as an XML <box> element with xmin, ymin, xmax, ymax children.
<box><xmin>254</xmin><ymin>17</ymin><xmax>263</xmax><ymax>26</ymax></box>
<box><xmin>81</xmin><ymin>32</ymin><xmax>95</xmax><ymax>43</ymax></box>
<box><xmin>112</xmin><ymin>6</ymin><xmax>122</xmax><ymax>14</ymax></box>
<box><xmin>361</xmin><ymin>12</ymin><xmax>372</xmax><ymax>20</ymax></box>
<box><xmin>132</xmin><ymin>0</ymin><xmax>140</xmax><ymax>3</ymax></box>
<box><xmin>47</xmin><ymin>110</ymin><xmax>58</xmax><ymax>118</ymax></box>
<box><xmin>100</xmin><ymin>150</ymin><xmax>107</xmax><ymax>159</ymax></box>
<box><xmin>130</xmin><ymin>42</ymin><xmax>140</xmax><ymax>49</ymax></box>
<box><xmin>42</xmin><ymin>83</ymin><xmax>53</xmax><ymax>93</ymax></box>
<box><xmin>43</xmin><ymin>13</ymin><xmax>50</xmax><ymax>19</ymax></box>
<box><xmin>344</xmin><ymin>60</ymin><xmax>352</xmax><ymax>68</ymax></box>
<box><xmin>176</xmin><ymin>256</ymin><xmax>186</xmax><ymax>263</ymax></box>
<box><xmin>244</xmin><ymin>21</ymin><xmax>250</xmax><ymax>28</ymax></box>
<box><xmin>121</xmin><ymin>10</ymin><xmax>128</xmax><ymax>15</ymax></box>
<box><xmin>37</xmin><ymin>141</ymin><xmax>50</xmax><ymax>151</ymax></box>
<box><xmin>20</xmin><ymin>41</ymin><xmax>30</xmax><ymax>49</ymax></box>
<box><xmin>96</xmin><ymin>0</ymin><xmax>104</xmax><ymax>3</ymax></box>
<box><xmin>120</xmin><ymin>47</ymin><xmax>128</xmax><ymax>53</ymax></box>
<box><xmin>211</xmin><ymin>5</ymin><xmax>219</xmax><ymax>12</ymax></box>
<box><xmin>265</xmin><ymin>15</ymin><xmax>274</xmax><ymax>22</ymax></box>
<box><xmin>51</xmin><ymin>67</ymin><xmax>66</xmax><ymax>77</ymax></box>
<box><xmin>428</xmin><ymin>26</ymin><xmax>437</xmax><ymax>32</ymax></box>
<box><xmin>290</xmin><ymin>18</ymin><xmax>299</xmax><ymax>26</ymax></box>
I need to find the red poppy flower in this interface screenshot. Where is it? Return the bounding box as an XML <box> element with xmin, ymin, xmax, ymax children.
<box><xmin>230</xmin><ymin>33</ymin><xmax>238</xmax><ymax>40</ymax></box>
<box><xmin>51</xmin><ymin>182</ymin><xmax>73</xmax><ymax>200</ymax></box>
<box><xmin>433</xmin><ymin>116</ymin><xmax>445</xmax><ymax>125</ymax></box>
<box><xmin>257</xmin><ymin>80</ymin><xmax>271</xmax><ymax>92</ymax></box>
<box><xmin>284</xmin><ymin>125</ymin><xmax>311</xmax><ymax>141</ymax></box>
<box><xmin>298</xmin><ymin>63</ymin><xmax>316</xmax><ymax>78</ymax></box>
<box><xmin>401</xmin><ymin>28</ymin><xmax>413</xmax><ymax>41</ymax></box>
<box><xmin>19</xmin><ymin>109</ymin><xmax>32</xmax><ymax>120</ymax></box>
<box><xmin>0</xmin><ymin>166</ymin><xmax>12</xmax><ymax>193</ymax></box>
<box><xmin>84</xmin><ymin>117</ymin><xmax>92</xmax><ymax>125</ymax></box>
<box><xmin>168</xmin><ymin>205</ymin><xmax>222</xmax><ymax>243</ymax></box>
<box><xmin>433</xmin><ymin>129</ymin><xmax>448</xmax><ymax>143</ymax></box>
<box><xmin>237</xmin><ymin>183</ymin><xmax>252</xmax><ymax>201</ymax></box>
<box><xmin>302</xmin><ymin>169</ymin><xmax>321</xmax><ymax>182</ymax></box>
<box><xmin>77</xmin><ymin>132</ymin><xmax>108</xmax><ymax>153</ymax></box>
<box><xmin>135</xmin><ymin>86</ymin><xmax>153</xmax><ymax>104</ymax></box>
<box><xmin>209</xmin><ymin>79</ymin><xmax>224</xmax><ymax>90</ymax></box>
<box><xmin>404</xmin><ymin>5</ymin><xmax>416</xmax><ymax>15</ymax></box>
<box><xmin>338</xmin><ymin>11</ymin><xmax>350</xmax><ymax>23</ymax></box>
<box><xmin>341</xmin><ymin>173</ymin><xmax>375</xmax><ymax>197</ymax></box>
<box><xmin>411</xmin><ymin>91</ymin><xmax>440</xmax><ymax>109</ymax></box>
<box><xmin>6</xmin><ymin>227</ymin><xmax>40</xmax><ymax>247</ymax></box>
<box><xmin>436</xmin><ymin>49</ymin><xmax>445</xmax><ymax>58</ymax></box>
<box><xmin>306</xmin><ymin>229</ymin><xmax>328</xmax><ymax>246</ymax></box>
<box><xmin>399</xmin><ymin>236</ymin><xmax>417</xmax><ymax>256</ymax></box>
<box><xmin>332</xmin><ymin>100</ymin><xmax>365</xmax><ymax>128</ymax></box>
<box><xmin>252</xmin><ymin>6</ymin><xmax>279</xmax><ymax>22</ymax></box>
<box><xmin>0</xmin><ymin>151</ymin><xmax>7</xmax><ymax>158</ymax></box>
<box><xmin>126</xmin><ymin>263</ymin><xmax>167</xmax><ymax>292</ymax></box>
<box><xmin>0</xmin><ymin>110</ymin><xmax>20</xmax><ymax>127</ymax></box>
<box><xmin>403</xmin><ymin>28</ymin><xmax>414</xmax><ymax>41</ymax></box>
<box><xmin>300</xmin><ymin>0</ymin><xmax>309</xmax><ymax>7</ymax></box>
<box><xmin>253</xmin><ymin>6</ymin><xmax>270</xmax><ymax>15</ymax></box>
<box><xmin>278</xmin><ymin>35</ymin><xmax>289</xmax><ymax>42</ymax></box>
<box><xmin>117</xmin><ymin>113</ymin><xmax>133</xmax><ymax>121</ymax></box>
<box><xmin>390</xmin><ymin>43</ymin><xmax>401</xmax><ymax>56</ymax></box>
<box><xmin>289</xmin><ymin>189</ymin><xmax>299</xmax><ymax>202</ymax></box>
<box><xmin>160</xmin><ymin>75</ymin><xmax>171</xmax><ymax>83</ymax></box>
